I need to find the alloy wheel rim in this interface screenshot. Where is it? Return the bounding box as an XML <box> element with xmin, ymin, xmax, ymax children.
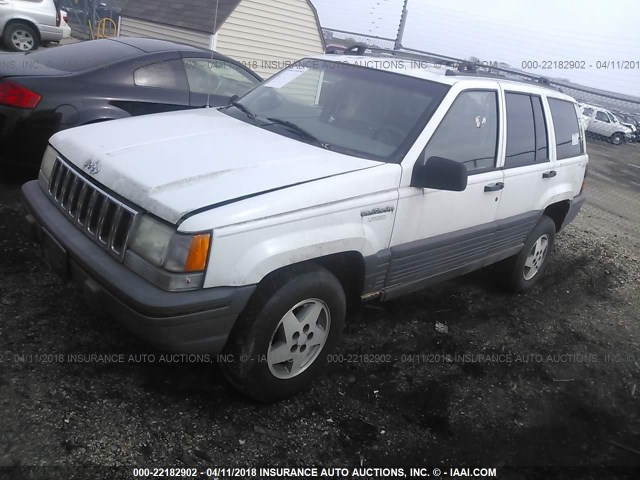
<box><xmin>523</xmin><ymin>234</ymin><xmax>550</xmax><ymax>281</ymax></box>
<box><xmin>12</xmin><ymin>30</ymin><xmax>34</xmax><ymax>51</ymax></box>
<box><xmin>267</xmin><ymin>298</ymin><xmax>331</xmax><ymax>379</ymax></box>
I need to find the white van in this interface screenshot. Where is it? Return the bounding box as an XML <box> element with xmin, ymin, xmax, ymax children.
<box><xmin>0</xmin><ymin>0</ymin><xmax>63</xmax><ymax>51</ymax></box>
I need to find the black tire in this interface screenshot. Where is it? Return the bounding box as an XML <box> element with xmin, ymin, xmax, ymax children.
<box><xmin>610</xmin><ymin>132</ymin><xmax>623</xmax><ymax>145</ymax></box>
<box><xmin>221</xmin><ymin>264</ymin><xmax>346</xmax><ymax>402</ymax></box>
<box><xmin>3</xmin><ymin>23</ymin><xmax>39</xmax><ymax>52</ymax></box>
<box><xmin>497</xmin><ymin>216</ymin><xmax>556</xmax><ymax>293</ymax></box>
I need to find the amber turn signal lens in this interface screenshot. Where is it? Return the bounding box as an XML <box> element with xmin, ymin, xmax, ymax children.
<box><xmin>184</xmin><ymin>234</ymin><xmax>211</xmax><ymax>272</ymax></box>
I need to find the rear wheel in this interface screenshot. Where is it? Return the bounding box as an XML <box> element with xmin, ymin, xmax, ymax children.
<box><xmin>221</xmin><ymin>264</ymin><xmax>346</xmax><ymax>401</ymax></box>
<box><xmin>3</xmin><ymin>23</ymin><xmax>39</xmax><ymax>52</ymax></box>
<box><xmin>498</xmin><ymin>216</ymin><xmax>556</xmax><ymax>293</ymax></box>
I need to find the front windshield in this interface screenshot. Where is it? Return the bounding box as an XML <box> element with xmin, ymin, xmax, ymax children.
<box><xmin>223</xmin><ymin>59</ymin><xmax>450</xmax><ymax>162</ymax></box>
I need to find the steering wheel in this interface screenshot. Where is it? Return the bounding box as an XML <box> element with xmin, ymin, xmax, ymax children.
<box><xmin>372</xmin><ymin>126</ymin><xmax>405</xmax><ymax>145</ymax></box>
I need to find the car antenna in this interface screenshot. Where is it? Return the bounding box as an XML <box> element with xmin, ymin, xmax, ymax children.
<box><xmin>206</xmin><ymin>0</ymin><xmax>220</xmax><ymax>109</ymax></box>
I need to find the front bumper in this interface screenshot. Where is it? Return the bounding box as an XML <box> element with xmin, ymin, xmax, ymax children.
<box><xmin>22</xmin><ymin>180</ymin><xmax>256</xmax><ymax>353</ymax></box>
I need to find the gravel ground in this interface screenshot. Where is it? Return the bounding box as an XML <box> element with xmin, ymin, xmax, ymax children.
<box><xmin>0</xmin><ymin>139</ymin><xmax>639</xmax><ymax>479</ymax></box>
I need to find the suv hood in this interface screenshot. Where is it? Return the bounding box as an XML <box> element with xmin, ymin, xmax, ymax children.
<box><xmin>49</xmin><ymin>108</ymin><xmax>381</xmax><ymax>224</ymax></box>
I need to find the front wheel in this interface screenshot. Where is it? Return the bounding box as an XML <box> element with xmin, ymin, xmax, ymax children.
<box><xmin>221</xmin><ymin>264</ymin><xmax>346</xmax><ymax>401</ymax></box>
<box><xmin>610</xmin><ymin>132</ymin><xmax>624</xmax><ymax>145</ymax></box>
<box><xmin>3</xmin><ymin>23</ymin><xmax>39</xmax><ymax>52</ymax></box>
<box><xmin>497</xmin><ymin>216</ymin><xmax>556</xmax><ymax>293</ymax></box>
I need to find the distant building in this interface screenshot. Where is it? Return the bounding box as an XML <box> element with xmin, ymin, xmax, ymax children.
<box><xmin>119</xmin><ymin>0</ymin><xmax>325</xmax><ymax>77</ymax></box>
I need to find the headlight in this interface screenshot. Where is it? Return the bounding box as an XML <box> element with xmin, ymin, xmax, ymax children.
<box><xmin>128</xmin><ymin>215</ymin><xmax>174</xmax><ymax>266</ymax></box>
<box><xmin>126</xmin><ymin>215</ymin><xmax>212</xmax><ymax>291</ymax></box>
<box><xmin>41</xmin><ymin>145</ymin><xmax>58</xmax><ymax>182</ymax></box>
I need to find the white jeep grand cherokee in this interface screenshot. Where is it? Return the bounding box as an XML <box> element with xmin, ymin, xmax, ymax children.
<box><xmin>22</xmin><ymin>53</ymin><xmax>588</xmax><ymax>401</ymax></box>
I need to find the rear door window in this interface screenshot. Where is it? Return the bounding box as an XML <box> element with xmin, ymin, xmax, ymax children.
<box><xmin>595</xmin><ymin>111</ymin><xmax>609</xmax><ymax>122</ymax></box>
<box><xmin>548</xmin><ymin>98</ymin><xmax>584</xmax><ymax>160</ymax></box>
<box><xmin>504</xmin><ymin>93</ymin><xmax>548</xmax><ymax>168</ymax></box>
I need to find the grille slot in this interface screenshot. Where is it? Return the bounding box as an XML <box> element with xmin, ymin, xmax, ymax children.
<box><xmin>47</xmin><ymin>158</ymin><xmax>137</xmax><ymax>261</ymax></box>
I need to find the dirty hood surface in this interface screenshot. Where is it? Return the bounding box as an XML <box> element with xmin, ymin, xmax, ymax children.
<box><xmin>49</xmin><ymin>108</ymin><xmax>380</xmax><ymax>224</ymax></box>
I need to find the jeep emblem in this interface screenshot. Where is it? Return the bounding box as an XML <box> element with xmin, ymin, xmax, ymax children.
<box><xmin>83</xmin><ymin>160</ymin><xmax>101</xmax><ymax>175</ymax></box>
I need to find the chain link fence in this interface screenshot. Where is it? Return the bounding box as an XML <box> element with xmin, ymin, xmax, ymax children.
<box><xmin>60</xmin><ymin>0</ymin><xmax>128</xmax><ymax>39</ymax></box>
<box><xmin>323</xmin><ymin>27</ymin><xmax>640</xmax><ymax>147</ymax></box>
<box><xmin>323</xmin><ymin>28</ymin><xmax>395</xmax><ymax>51</ymax></box>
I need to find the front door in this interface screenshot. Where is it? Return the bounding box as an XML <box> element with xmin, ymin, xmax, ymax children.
<box><xmin>387</xmin><ymin>88</ymin><xmax>504</xmax><ymax>297</ymax></box>
<box><xmin>590</xmin><ymin>109</ymin><xmax>614</xmax><ymax>137</ymax></box>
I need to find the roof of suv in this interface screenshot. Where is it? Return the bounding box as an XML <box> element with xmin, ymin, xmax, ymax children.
<box><xmin>310</xmin><ymin>54</ymin><xmax>577</xmax><ymax>102</ymax></box>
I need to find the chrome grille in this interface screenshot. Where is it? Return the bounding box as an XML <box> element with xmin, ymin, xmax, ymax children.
<box><xmin>47</xmin><ymin>158</ymin><xmax>137</xmax><ymax>261</ymax></box>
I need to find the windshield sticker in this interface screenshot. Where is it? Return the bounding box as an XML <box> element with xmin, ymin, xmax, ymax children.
<box><xmin>572</xmin><ymin>133</ymin><xmax>579</xmax><ymax>145</ymax></box>
<box><xmin>265</xmin><ymin>67</ymin><xmax>309</xmax><ymax>89</ymax></box>
<box><xmin>475</xmin><ymin>116</ymin><xmax>487</xmax><ymax>128</ymax></box>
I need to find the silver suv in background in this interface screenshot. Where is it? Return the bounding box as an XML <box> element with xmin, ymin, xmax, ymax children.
<box><xmin>0</xmin><ymin>0</ymin><xmax>62</xmax><ymax>52</ymax></box>
<box><xmin>580</xmin><ymin>104</ymin><xmax>633</xmax><ymax>145</ymax></box>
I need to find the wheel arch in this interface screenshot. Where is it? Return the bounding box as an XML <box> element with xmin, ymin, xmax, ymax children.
<box><xmin>3</xmin><ymin>18</ymin><xmax>41</xmax><ymax>41</ymax></box>
<box><xmin>544</xmin><ymin>200</ymin><xmax>571</xmax><ymax>232</ymax></box>
<box><xmin>251</xmin><ymin>251</ymin><xmax>365</xmax><ymax>311</ymax></box>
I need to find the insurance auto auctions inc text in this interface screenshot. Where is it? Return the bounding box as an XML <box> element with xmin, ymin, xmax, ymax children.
<box><xmin>201</xmin><ymin>466</ymin><xmax>498</xmax><ymax>478</ymax></box>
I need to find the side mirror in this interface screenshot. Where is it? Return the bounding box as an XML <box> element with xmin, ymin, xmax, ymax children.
<box><xmin>228</xmin><ymin>94</ymin><xmax>240</xmax><ymax>105</ymax></box>
<box><xmin>411</xmin><ymin>156</ymin><xmax>468</xmax><ymax>192</ymax></box>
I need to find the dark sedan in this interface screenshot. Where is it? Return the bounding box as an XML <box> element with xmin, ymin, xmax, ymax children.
<box><xmin>0</xmin><ymin>37</ymin><xmax>262</xmax><ymax>167</ymax></box>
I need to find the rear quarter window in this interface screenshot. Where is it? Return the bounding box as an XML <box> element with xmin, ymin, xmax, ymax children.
<box><xmin>134</xmin><ymin>60</ymin><xmax>187</xmax><ymax>90</ymax></box>
<box><xmin>548</xmin><ymin>98</ymin><xmax>584</xmax><ymax>160</ymax></box>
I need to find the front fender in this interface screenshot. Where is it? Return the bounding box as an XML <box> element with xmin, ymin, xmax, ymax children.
<box><xmin>201</xmin><ymin>197</ymin><xmax>398</xmax><ymax>288</ymax></box>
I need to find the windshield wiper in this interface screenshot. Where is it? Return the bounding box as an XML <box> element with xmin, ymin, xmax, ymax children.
<box><xmin>228</xmin><ymin>101</ymin><xmax>257</xmax><ymax>122</ymax></box>
<box><xmin>264</xmin><ymin>117</ymin><xmax>330</xmax><ymax>149</ymax></box>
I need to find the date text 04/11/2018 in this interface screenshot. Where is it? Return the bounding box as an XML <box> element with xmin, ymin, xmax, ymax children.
<box><xmin>521</xmin><ymin>60</ymin><xmax>640</xmax><ymax>69</ymax></box>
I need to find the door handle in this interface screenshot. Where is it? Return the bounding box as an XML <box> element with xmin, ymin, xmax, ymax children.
<box><xmin>484</xmin><ymin>182</ymin><xmax>505</xmax><ymax>192</ymax></box>
<box><xmin>542</xmin><ymin>170</ymin><xmax>557</xmax><ymax>179</ymax></box>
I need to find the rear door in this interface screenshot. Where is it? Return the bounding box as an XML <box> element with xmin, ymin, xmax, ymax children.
<box><xmin>14</xmin><ymin>0</ymin><xmax>57</xmax><ymax>28</ymax></box>
<box><xmin>496</xmin><ymin>88</ymin><xmax>553</xmax><ymax>239</ymax></box>
<box><xmin>0</xmin><ymin>0</ymin><xmax>13</xmax><ymax>28</ymax></box>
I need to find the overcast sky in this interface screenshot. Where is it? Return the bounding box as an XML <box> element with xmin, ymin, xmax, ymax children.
<box><xmin>311</xmin><ymin>0</ymin><xmax>640</xmax><ymax>97</ymax></box>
